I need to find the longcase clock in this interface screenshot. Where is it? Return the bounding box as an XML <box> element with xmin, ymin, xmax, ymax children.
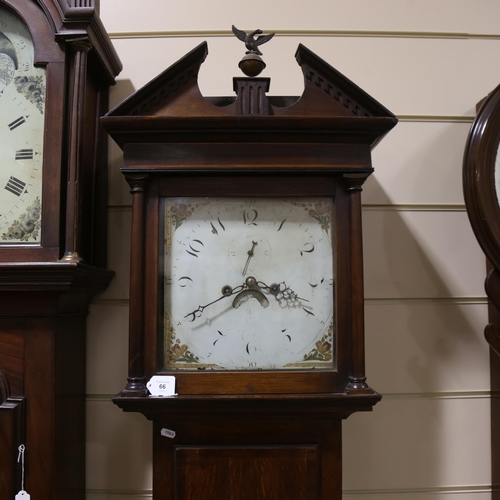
<box><xmin>102</xmin><ymin>39</ymin><xmax>397</xmax><ymax>499</ymax></box>
<box><xmin>0</xmin><ymin>1</ymin><xmax>121</xmax><ymax>499</ymax></box>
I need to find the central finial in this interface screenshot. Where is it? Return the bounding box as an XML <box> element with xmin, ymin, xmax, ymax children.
<box><xmin>232</xmin><ymin>25</ymin><xmax>275</xmax><ymax>77</ymax></box>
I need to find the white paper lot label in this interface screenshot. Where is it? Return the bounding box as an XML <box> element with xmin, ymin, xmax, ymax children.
<box><xmin>147</xmin><ymin>375</ymin><xmax>177</xmax><ymax>397</ymax></box>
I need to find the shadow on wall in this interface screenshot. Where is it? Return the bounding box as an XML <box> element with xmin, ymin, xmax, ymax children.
<box><xmin>343</xmin><ymin>172</ymin><xmax>490</xmax><ymax>493</ymax></box>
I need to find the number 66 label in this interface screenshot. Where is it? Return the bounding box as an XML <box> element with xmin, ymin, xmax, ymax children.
<box><xmin>147</xmin><ymin>375</ymin><xmax>177</xmax><ymax>397</ymax></box>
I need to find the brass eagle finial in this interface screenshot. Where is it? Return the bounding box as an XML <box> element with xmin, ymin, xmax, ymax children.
<box><xmin>232</xmin><ymin>26</ymin><xmax>275</xmax><ymax>56</ymax></box>
<box><xmin>232</xmin><ymin>26</ymin><xmax>275</xmax><ymax>77</ymax></box>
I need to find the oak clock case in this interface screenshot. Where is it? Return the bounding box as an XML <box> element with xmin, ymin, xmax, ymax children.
<box><xmin>103</xmin><ymin>39</ymin><xmax>396</xmax><ymax>499</ymax></box>
<box><xmin>0</xmin><ymin>1</ymin><xmax>121</xmax><ymax>499</ymax></box>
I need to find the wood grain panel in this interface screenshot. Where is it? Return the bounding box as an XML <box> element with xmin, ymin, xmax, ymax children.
<box><xmin>174</xmin><ymin>446</ymin><xmax>318</xmax><ymax>500</ymax></box>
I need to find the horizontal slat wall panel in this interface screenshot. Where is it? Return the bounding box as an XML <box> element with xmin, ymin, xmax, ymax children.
<box><xmin>101</xmin><ymin>208</ymin><xmax>132</xmax><ymax>301</ymax></box>
<box><xmin>87</xmin><ymin>303</ymin><xmax>129</xmax><ymax>395</ymax></box>
<box><xmin>86</xmin><ymin>400</ymin><xmax>152</xmax><ymax>491</ymax></box>
<box><xmin>91</xmin><ymin>1</ymin><xmax>497</xmax><ymax>498</ymax></box>
<box><xmin>86</xmin><ymin>494</ymin><xmax>152</xmax><ymax>500</ymax></box>
<box><xmin>363</xmin><ymin>210</ymin><xmax>486</xmax><ymax>299</ymax></box>
<box><xmin>100</xmin><ymin>0</ymin><xmax>500</xmax><ymax>35</ymax></box>
<box><xmin>86</xmin><ymin>490</ymin><xmax>493</xmax><ymax>500</ymax></box>
<box><xmin>85</xmin><ymin>301</ymin><xmax>489</xmax><ymax>398</ymax></box>
<box><xmin>108</xmin><ymin>146</ymin><xmax>131</xmax><ymax>207</ymax></box>
<box><xmin>343</xmin><ymin>396</ymin><xmax>491</xmax><ymax>491</ymax></box>
<box><xmin>344</xmin><ymin>491</ymin><xmax>492</xmax><ymax>500</ymax></box>
<box><xmin>368</xmin><ymin>121</ymin><xmax>471</xmax><ymax>207</ymax></box>
<box><xmin>365</xmin><ymin>302</ymin><xmax>489</xmax><ymax>394</ymax></box>
<box><xmin>107</xmin><ymin>36</ymin><xmax>500</xmax><ymax>116</ymax></box>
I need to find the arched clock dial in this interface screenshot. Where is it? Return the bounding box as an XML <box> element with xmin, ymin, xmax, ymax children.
<box><xmin>495</xmin><ymin>145</ymin><xmax>500</xmax><ymax>208</ymax></box>
<box><xmin>161</xmin><ymin>197</ymin><xmax>335</xmax><ymax>371</ymax></box>
<box><xmin>0</xmin><ymin>6</ymin><xmax>45</xmax><ymax>243</ymax></box>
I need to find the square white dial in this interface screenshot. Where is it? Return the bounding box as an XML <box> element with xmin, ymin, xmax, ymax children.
<box><xmin>161</xmin><ymin>197</ymin><xmax>335</xmax><ymax>371</ymax></box>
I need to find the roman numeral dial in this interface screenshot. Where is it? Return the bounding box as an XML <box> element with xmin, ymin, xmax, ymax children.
<box><xmin>0</xmin><ymin>7</ymin><xmax>46</xmax><ymax>243</ymax></box>
<box><xmin>162</xmin><ymin>197</ymin><xmax>335</xmax><ymax>372</ymax></box>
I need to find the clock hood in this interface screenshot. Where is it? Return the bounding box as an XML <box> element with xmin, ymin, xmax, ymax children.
<box><xmin>102</xmin><ymin>41</ymin><xmax>397</xmax><ymax>151</ymax></box>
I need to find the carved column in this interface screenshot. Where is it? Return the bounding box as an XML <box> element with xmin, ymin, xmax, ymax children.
<box><xmin>62</xmin><ymin>40</ymin><xmax>92</xmax><ymax>263</ymax></box>
<box><xmin>233</xmin><ymin>77</ymin><xmax>271</xmax><ymax>115</ymax></box>
<box><xmin>122</xmin><ymin>174</ymin><xmax>150</xmax><ymax>396</ymax></box>
<box><xmin>343</xmin><ymin>173</ymin><xmax>373</xmax><ymax>394</ymax></box>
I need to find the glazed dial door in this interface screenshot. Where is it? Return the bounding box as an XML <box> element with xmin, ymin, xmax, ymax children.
<box><xmin>161</xmin><ymin>197</ymin><xmax>335</xmax><ymax>371</ymax></box>
<box><xmin>0</xmin><ymin>6</ymin><xmax>45</xmax><ymax>243</ymax></box>
<box><xmin>496</xmin><ymin>145</ymin><xmax>500</xmax><ymax>207</ymax></box>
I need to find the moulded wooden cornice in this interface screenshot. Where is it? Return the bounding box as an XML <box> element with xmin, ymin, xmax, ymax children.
<box><xmin>38</xmin><ymin>0</ymin><xmax>122</xmax><ymax>82</ymax></box>
<box><xmin>103</xmin><ymin>114</ymin><xmax>397</xmax><ymax>149</ymax></box>
<box><xmin>294</xmin><ymin>43</ymin><xmax>395</xmax><ymax>118</ymax></box>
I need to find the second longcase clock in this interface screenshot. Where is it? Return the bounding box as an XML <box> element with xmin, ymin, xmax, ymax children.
<box><xmin>0</xmin><ymin>1</ymin><xmax>121</xmax><ymax>498</ymax></box>
<box><xmin>103</xmin><ymin>37</ymin><xmax>397</xmax><ymax>499</ymax></box>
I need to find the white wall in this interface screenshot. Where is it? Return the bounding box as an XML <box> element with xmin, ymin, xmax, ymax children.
<box><xmin>86</xmin><ymin>1</ymin><xmax>499</xmax><ymax>498</ymax></box>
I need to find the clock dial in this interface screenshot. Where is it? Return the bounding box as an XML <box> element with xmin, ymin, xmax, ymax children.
<box><xmin>161</xmin><ymin>197</ymin><xmax>335</xmax><ymax>371</ymax></box>
<box><xmin>0</xmin><ymin>7</ymin><xmax>45</xmax><ymax>243</ymax></box>
<box><xmin>495</xmin><ymin>145</ymin><xmax>500</xmax><ymax>208</ymax></box>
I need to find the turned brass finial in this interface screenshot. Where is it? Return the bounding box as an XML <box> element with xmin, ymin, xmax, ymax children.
<box><xmin>232</xmin><ymin>25</ymin><xmax>275</xmax><ymax>77</ymax></box>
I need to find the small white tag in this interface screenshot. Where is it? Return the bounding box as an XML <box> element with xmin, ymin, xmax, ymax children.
<box><xmin>15</xmin><ymin>491</ymin><xmax>30</xmax><ymax>499</ymax></box>
<box><xmin>147</xmin><ymin>375</ymin><xmax>177</xmax><ymax>397</ymax></box>
<box><xmin>161</xmin><ymin>428</ymin><xmax>176</xmax><ymax>439</ymax></box>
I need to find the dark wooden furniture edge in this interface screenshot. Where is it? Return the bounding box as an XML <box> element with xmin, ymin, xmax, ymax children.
<box><xmin>0</xmin><ymin>262</ymin><xmax>114</xmax><ymax>292</ymax></box>
<box><xmin>112</xmin><ymin>392</ymin><xmax>382</xmax><ymax>421</ymax></box>
<box><xmin>464</xmin><ymin>89</ymin><xmax>500</xmax><ymax>499</ymax></box>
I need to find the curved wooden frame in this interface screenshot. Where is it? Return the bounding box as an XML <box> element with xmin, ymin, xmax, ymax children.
<box><xmin>464</xmin><ymin>84</ymin><xmax>500</xmax><ymax>271</ymax></box>
<box><xmin>463</xmin><ymin>84</ymin><xmax>500</xmax><ymax>500</ymax></box>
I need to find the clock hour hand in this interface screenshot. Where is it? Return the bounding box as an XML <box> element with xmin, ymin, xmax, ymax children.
<box><xmin>242</xmin><ymin>240</ymin><xmax>258</xmax><ymax>276</ymax></box>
